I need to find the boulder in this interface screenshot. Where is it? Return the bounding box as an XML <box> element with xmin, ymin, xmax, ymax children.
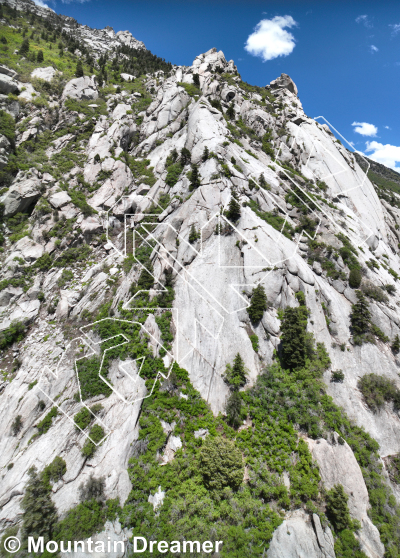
<box><xmin>0</xmin><ymin>64</ymin><xmax>18</xmax><ymax>80</ymax></box>
<box><xmin>0</xmin><ymin>74</ymin><xmax>19</xmax><ymax>95</ymax></box>
<box><xmin>120</xmin><ymin>73</ymin><xmax>135</xmax><ymax>81</ymax></box>
<box><xmin>14</xmin><ymin>237</ymin><xmax>44</xmax><ymax>262</ymax></box>
<box><xmin>62</xmin><ymin>75</ymin><xmax>98</xmax><ymax>101</ymax></box>
<box><xmin>0</xmin><ymin>176</ymin><xmax>41</xmax><ymax>217</ymax></box>
<box><xmin>31</xmin><ymin>66</ymin><xmax>58</xmax><ymax>83</ymax></box>
<box><xmin>269</xmin><ymin>73</ymin><xmax>298</xmax><ymax>96</ymax></box>
<box><xmin>48</xmin><ymin>191</ymin><xmax>72</xmax><ymax>209</ymax></box>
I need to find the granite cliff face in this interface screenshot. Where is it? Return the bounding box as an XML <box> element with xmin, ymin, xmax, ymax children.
<box><xmin>1</xmin><ymin>1</ymin><xmax>400</xmax><ymax>557</ymax></box>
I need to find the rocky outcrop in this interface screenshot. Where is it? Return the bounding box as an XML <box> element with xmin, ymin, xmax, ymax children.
<box><xmin>267</xmin><ymin>510</ymin><xmax>335</xmax><ymax>558</ymax></box>
<box><xmin>308</xmin><ymin>433</ymin><xmax>385</xmax><ymax>558</ymax></box>
<box><xmin>31</xmin><ymin>66</ymin><xmax>58</xmax><ymax>82</ymax></box>
<box><xmin>0</xmin><ymin>73</ymin><xmax>19</xmax><ymax>95</ymax></box>
<box><xmin>62</xmin><ymin>76</ymin><xmax>98</xmax><ymax>101</ymax></box>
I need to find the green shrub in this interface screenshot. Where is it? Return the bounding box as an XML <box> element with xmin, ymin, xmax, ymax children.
<box><xmin>248</xmin><ymin>199</ymin><xmax>294</xmax><ymax>239</ymax></box>
<box><xmin>188</xmin><ymin>163</ymin><xmax>201</xmax><ymax>190</ymax></box>
<box><xmin>74</xmin><ymin>407</ymin><xmax>92</xmax><ymax>430</ymax></box>
<box><xmin>199</xmin><ymin>436</ymin><xmax>243</xmax><ymax>493</ymax></box>
<box><xmin>331</xmin><ymin>370</ymin><xmax>345</xmax><ymax>383</ymax></box>
<box><xmin>326</xmin><ymin>484</ymin><xmax>352</xmax><ymax>531</ymax></box>
<box><xmin>42</xmin><ymin>456</ymin><xmax>67</xmax><ymax>485</ymax></box>
<box><xmin>0</xmin><ymin>320</ymin><xmax>27</xmax><ymax>350</ymax></box>
<box><xmin>188</xmin><ymin>224</ymin><xmax>200</xmax><ymax>243</ymax></box>
<box><xmin>392</xmin><ymin>334</ymin><xmax>400</xmax><ymax>353</ymax></box>
<box><xmin>11</xmin><ymin>414</ymin><xmax>23</xmax><ymax>436</ymax></box>
<box><xmin>76</xmin><ymin>356</ymin><xmax>112</xmax><ymax>400</ymax></box>
<box><xmin>247</xmin><ymin>284</ymin><xmax>268</xmax><ymax>323</ymax></box>
<box><xmin>36</xmin><ymin>407</ymin><xmax>58</xmax><ymax>435</ymax></box>
<box><xmin>0</xmin><ymin>109</ymin><xmax>16</xmax><ymax>147</ymax></box>
<box><xmin>82</xmin><ymin>425</ymin><xmax>105</xmax><ymax>458</ymax></box>
<box><xmin>178</xmin><ymin>81</ymin><xmax>201</xmax><ymax>97</ymax></box>
<box><xmin>350</xmin><ymin>291</ymin><xmax>371</xmax><ymax>339</ymax></box>
<box><xmin>57</xmin><ymin>269</ymin><xmax>74</xmax><ymax>288</ymax></box>
<box><xmin>358</xmin><ymin>373</ymin><xmax>400</xmax><ymax>413</ymax></box>
<box><xmin>349</xmin><ymin>268</ymin><xmax>362</xmax><ymax>288</ymax></box>
<box><xmin>361</xmin><ymin>282</ymin><xmax>388</xmax><ymax>303</ymax></box>
<box><xmin>68</xmin><ymin>190</ymin><xmax>95</xmax><ymax>217</ymax></box>
<box><xmin>165</xmin><ymin>162</ymin><xmax>182</xmax><ymax>186</ymax></box>
<box><xmin>249</xmin><ymin>334</ymin><xmax>259</xmax><ymax>352</ymax></box>
<box><xmin>33</xmin><ymin>252</ymin><xmax>53</xmax><ymax>271</ymax></box>
<box><xmin>55</xmin><ymin>244</ymin><xmax>91</xmax><ymax>267</ymax></box>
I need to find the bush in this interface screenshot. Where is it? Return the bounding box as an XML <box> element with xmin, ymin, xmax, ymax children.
<box><xmin>249</xmin><ymin>333</ymin><xmax>259</xmax><ymax>352</ymax></box>
<box><xmin>247</xmin><ymin>284</ymin><xmax>267</xmax><ymax>323</ymax></box>
<box><xmin>42</xmin><ymin>456</ymin><xmax>67</xmax><ymax>485</ymax></box>
<box><xmin>76</xmin><ymin>356</ymin><xmax>112</xmax><ymax>400</ymax></box>
<box><xmin>350</xmin><ymin>291</ymin><xmax>371</xmax><ymax>338</ymax></box>
<box><xmin>37</xmin><ymin>407</ymin><xmax>58</xmax><ymax>434</ymax></box>
<box><xmin>75</xmin><ymin>59</ymin><xmax>84</xmax><ymax>78</ymax></box>
<box><xmin>79</xmin><ymin>474</ymin><xmax>105</xmax><ymax>502</ymax></box>
<box><xmin>326</xmin><ymin>484</ymin><xmax>351</xmax><ymax>531</ymax></box>
<box><xmin>82</xmin><ymin>424</ymin><xmax>105</xmax><ymax>458</ymax></box>
<box><xmin>188</xmin><ymin>224</ymin><xmax>200</xmax><ymax>243</ymax></box>
<box><xmin>358</xmin><ymin>373</ymin><xmax>400</xmax><ymax>413</ymax></box>
<box><xmin>165</xmin><ymin>162</ymin><xmax>182</xmax><ymax>186</ymax></box>
<box><xmin>331</xmin><ymin>370</ymin><xmax>345</xmax><ymax>383</ymax></box>
<box><xmin>11</xmin><ymin>414</ymin><xmax>23</xmax><ymax>436</ymax></box>
<box><xmin>188</xmin><ymin>164</ymin><xmax>201</xmax><ymax>190</ymax></box>
<box><xmin>392</xmin><ymin>335</ymin><xmax>400</xmax><ymax>353</ymax></box>
<box><xmin>74</xmin><ymin>407</ymin><xmax>92</xmax><ymax>430</ymax></box>
<box><xmin>0</xmin><ymin>320</ymin><xmax>26</xmax><ymax>350</ymax></box>
<box><xmin>37</xmin><ymin>49</ymin><xmax>44</xmax><ymax>62</ymax></box>
<box><xmin>33</xmin><ymin>252</ymin><xmax>53</xmax><ymax>271</ymax></box>
<box><xmin>199</xmin><ymin>436</ymin><xmax>243</xmax><ymax>493</ymax></box>
<box><xmin>349</xmin><ymin>268</ymin><xmax>362</xmax><ymax>288</ymax></box>
<box><xmin>362</xmin><ymin>282</ymin><xmax>388</xmax><ymax>303</ymax></box>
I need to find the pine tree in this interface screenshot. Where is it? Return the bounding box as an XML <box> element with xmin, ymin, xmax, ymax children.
<box><xmin>225</xmin><ymin>353</ymin><xmax>247</xmax><ymax>391</ymax></box>
<box><xmin>19</xmin><ymin>38</ymin><xmax>30</xmax><ymax>55</ymax></box>
<box><xmin>193</xmin><ymin>73</ymin><xmax>200</xmax><ymax>87</ymax></box>
<box><xmin>189</xmin><ymin>164</ymin><xmax>201</xmax><ymax>191</ymax></box>
<box><xmin>21</xmin><ymin>466</ymin><xmax>58</xmax><ymax>541</ymax></box>
<box><xmin>202</xmin><ymin>146</ymin><xmax>209</xmax><ymax>162</ymax></box>
<box><xmin>226</xmin><ymin>391</ymin><xmax>242</xmax><ymax>429</ymax></box>
<box><xmin>326</xmin><ymin>484</ymin><xmax>351</xmax><ymax>532</ymax></box>
<box><xmin>226</xmin><ymin>102</ymin><xmax>235</xmax><ymax>120</ymax></box>
<box><xmin>280</xmin><ymin>306</ymin><xmax>308</xmax><ymax>370</ymax></box>
<box><xmin>37</xmin><ymin>49</ymin><xmax>44</xmax><ymax>62</ymax></box>
<box><xmin>75</xmin><ymin>59</ymin><xmax>84</xmax><ymax>78</ymax></box>
<box><xmin>247</xmin><ymin>284</ymin><xmax>268</xmax><ymax>323</ymax></box>
<box><xmin>180</xmin><ymin>147</ymin><xmax>191</xmax><ymax>166</ymax></box>
<box><xmin>226</xmin><ymin>189</ymin><xmax>241</xmax><ymax>222</ymax></box>
<box><xmin>349</xmin><ymin>268</ymin><xmax>362</xmax><ymax>289</ymax></box>
<box><xmin>392</xmin><ymin>334</ymin><xmax>400</xmax><ymax>353</ymax></box>
<box><xmin>350</xmin><ymin>290</ymin><xmax>371</xmax><ymax>337</ymax></box>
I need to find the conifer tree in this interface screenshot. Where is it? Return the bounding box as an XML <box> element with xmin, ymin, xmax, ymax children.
<box><xmin>19</xmin><ymin>38</ymin><xmax>30</xmax><ymax>55</ymax></box>
<box><xmin>189</xmin><ymin>224</ymin><xmax>199</xmax><ymax>244</ymax></box>
<box><xmin>193</xmin><ymin>73</ymin><xmax>200</xmax><ymax>87</ymax></box>
<box><xmin>202</xmin><ymin>146</ymin><xmax>209</xmax><ymax>162</ymax></box>
<box><xmin>189</xmin><ymin>164</ymin><xmax>200</xmax><ymax>191</ymax></box>
<box><xmin>226</xmin><ymin>189</ymin><xmax>241</xmax><ymax>222</ymax></box>
<box><xmin>226</xmin><ymin>391</ymin><xmax>242</xmax><ymax>429</ymax></box>
<box><xmin>37</xmin><ymin>49</ymin><xmax>44</xmax><ymax>62</ymax></box>
<box><xmin>75</xmin><ymin>59</ymin><xmax>84</xmax><ymax>78</ymax></box>
<box><xmin>225</xmin><ymin>353</ymin><xmax>247</xmax><ymax>391</ymax></box>
<box><xmin>180</xmin><ymin>147</ymin><xmax>191</xmax><ymax>166</ymax></box>
<box><xmin>247</xmin><ymin>284</ymin><xmax>268</xmax><ymax>323</ymax></box>
<box><xmin>280</xmin><ymin>306</ymin><xmax>308</xmax><ymax>370</ymax></box>
<box><xmin>350</xmin><ymin>290</ymin><xmax>371</xmax><ymax>337</ymax></box>
<box><xmin>21</xmin><ymin>466</ymin><xmax>58</xmax><ymax>541</ymax></box>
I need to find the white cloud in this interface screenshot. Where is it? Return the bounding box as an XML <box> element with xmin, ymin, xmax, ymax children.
<box><xmin>385</xmin><ymin>126</ymin><xmax>391</xmax><ymax>130</ymax></box>
<box><xmin>365</xmin><ymin>141</ymin><xmax>400</xmax><ymax>171</ymax></box>
<box><xmin>32</xmin><ymin>0</ymin><xmax>52</xmax><ymax>7</ymax></box>
<box><xmin>356</xmin><ymin>15</ymin><xmax>373</xmax><ymax>28</ymax></box>
<box><xmin>352</xmin><ymin>122</ymin><xmax>378</xmax><ymax>137</ymax></box>
<box><xmin>245</xmin><ymin>15</ymin><xmax>297</xmax><ymax>62</ymax></box>
<box><xmin>390</xmin><ymin>23</ymin><xmax>400</xmax><ymax>35</ymax></box>
<box><xmin>369</xmin><ymin>44</ymin><xmax>378</xmax><ymax>53</ymax></box>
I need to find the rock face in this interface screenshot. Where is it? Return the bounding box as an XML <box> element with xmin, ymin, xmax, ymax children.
<box><xmin>0</xmin><ymin>2</ymin><xmax>400</xmax><ymax>554</ymax></box>
<box><xmin>267</xmin><ymin>510</ymin><xmax>335</xmax><ymax>558</ymax></box>
<box><xmin>308</xmin><ymin>434</ymin><xmax>385</xmax><ymax>558</ymax></box>
<box><xmin>62</xmin><ymin>76</ymin><xmax>99</xmax><ymax>101</ymax></box>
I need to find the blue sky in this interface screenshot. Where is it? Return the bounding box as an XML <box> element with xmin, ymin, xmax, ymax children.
<box><xmin>36</xmin><ymin>0</ymin><xmax>400</xmax><ymax>171</ymax></box>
